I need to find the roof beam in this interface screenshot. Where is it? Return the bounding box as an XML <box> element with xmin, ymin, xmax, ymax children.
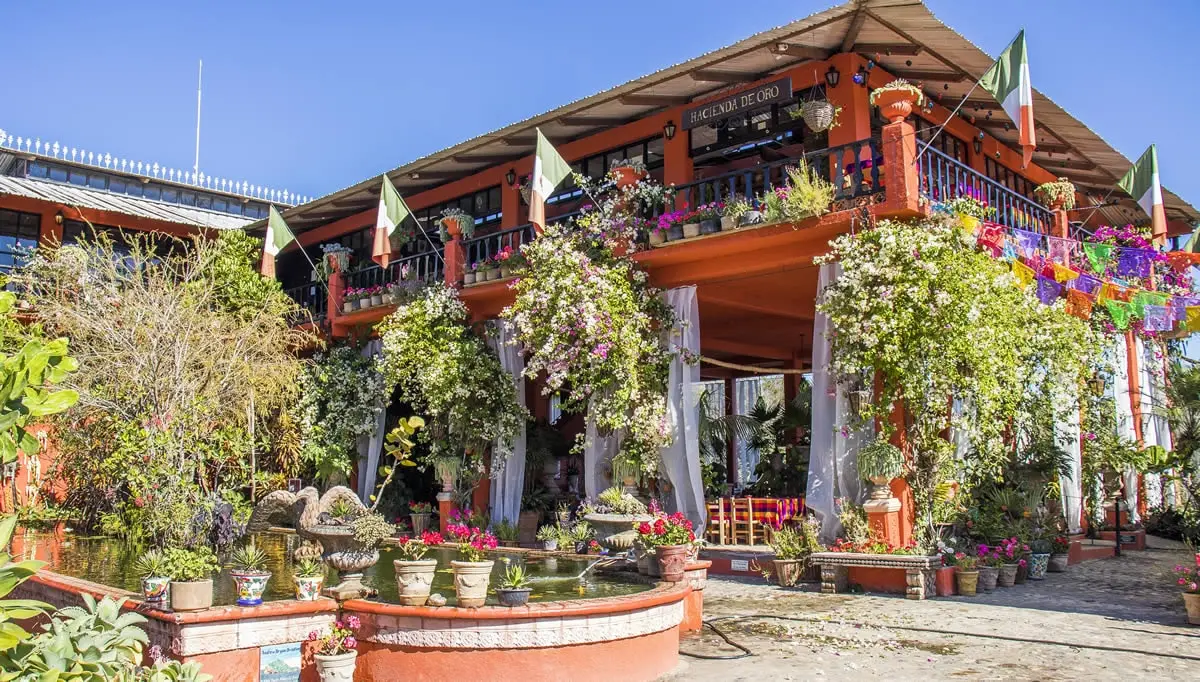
<box><xmin>769</xmin><ymin>42</ymin><xmax>829</xmax><ymax>60</ymax></box>
<box><xmin>500</xmin><ymin>136</ymin><xmax>536</xmax><ymax>147</ymax></box>
<box><xmin>690</xmin><ymin>69</ymin><xmax>758</xmax><ymax>84</ymax></box>
<box><xmin>1032</xmin><ymin>143</ymin><xmax>1074</xmax><ymax>155</ymax></box>
<box><xmin>887</xmin><ymin>69</ymin><xmax>966</xmax><ymax>83</ymax></box>
<box><xmin>852</xmin><ymin>42</ymin><xmax>922</xmax><ymax>56</ymax></box>
<box><xmin>840</xmin><ymin>5</ymin><xmax>867</xmax><ymax>53</ymax></box>
<box><xmin>558</xmin><ymin>116</ymin><xmax>629</xmax><ymax>127</ymax></box>
<box><xmin>332</xmin><ymin>196</ymin><xmax>374</xmax><ymax>208</ymax></box>
<box><xmin>402</xmin><ymin>170</ymin><xmax>460</xmax><ymax>180</ymax></box>
<box><xmin>619</xmin><ymin>94</ymin><xmax>691</xmax><ymax>106</ymax></box>
<box><xmin>452</xmin><ymin>154</ymin><xmax>521</xmax><ymax>165</ymax></box>
<box><xmin>962</xmin><ymin>98</ymin><xmax>1003</xmax><ymax>110</ymax></box>
<box><xmin>1037</xmin><ymin>159</ymin><xmax>1097</xmax><ymax>171</ymax></box>
<box><xmin>701</xmin><ymin>337</ymin><xmax>795</xmax><ymax>361</ymax></box>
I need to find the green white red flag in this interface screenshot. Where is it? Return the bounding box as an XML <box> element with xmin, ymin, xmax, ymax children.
<box><xmin>529</xmin><ymin>128</ymin><xmax>572</xmax><ymax>233</ymax></box>
<box><xmin>261</xmin><ymin>205</ymin><xmax>295</xmax><ymax>278</ymax></box>
<box><xmin>374</xmin><ymin>174</ymin><xmax>411</xmax><ymax>268</ymax></box>
<box><xmin>1117</xmin><ymin>144</ymin><xmax>1168</xmax><ymax>241</ymax></box>
<box><xmin>980</xmin><ymin>30</ymin><xmax>1036</xmax><ymax>168</ymax></box>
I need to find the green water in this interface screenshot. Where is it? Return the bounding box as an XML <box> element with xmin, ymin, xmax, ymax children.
<box><xmin>14</xmin><ymin>531</ymin><xmax>650</xmax><ymax>607</ymax></box>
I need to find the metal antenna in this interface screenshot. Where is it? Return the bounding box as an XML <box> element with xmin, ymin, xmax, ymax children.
<box><xmin>193</xmin><ymin>60</ymin><xmax>203</xmax><ymax>176</ymax></box>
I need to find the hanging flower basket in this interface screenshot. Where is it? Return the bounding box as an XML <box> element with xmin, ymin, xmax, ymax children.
<box><xmin>800</xmin><ymin>100</ymin><xmax>837</xmax><ymax>132</ymax></box>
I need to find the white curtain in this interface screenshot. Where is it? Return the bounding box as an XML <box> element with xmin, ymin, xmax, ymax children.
<box><xmin>733</xmin><ymin>378</ymin><xmax>764</xmax><ymax>487</ymax></box>
<box><xmin>1113</xmin><ymin>334</ymin><xmax>1141</xmax><ymax>525</ymax></box>
<box><xmin>1053</xmin><ymin>382</ymin><xmax>1084</xmax><ymax>534</ymax></box>
<box><xmin>357</xmin><ymin>340</ymin><xmax>387</xmax><ymax>503</ymax></box>
<box><xmin>1136</xmin><ymin>338</ymin><xmax>1164</xmax><ymax>509</ymax></box>
<box><xmin>807</xmin><ymin>263</ymin><xmax>871</xmax><ymax>542</ymax></box>
<box><xmin>950</xmin><ymin>398</ymin><xmax>971</xmax><ymax>460</ymax></box>
<box><xmin>583</xmin><ymin>414</ymin><xmax>620</xmax><ymax>500</ymax></box>
<box><xmin>488</xmin><ymin>320</ymin><xmax>528</xmax><ymax>524</ymax></box>
<box><xmin>659</xmin><ymin>286</ymin><xmax>705</xmax><ymax>529</ymax></box>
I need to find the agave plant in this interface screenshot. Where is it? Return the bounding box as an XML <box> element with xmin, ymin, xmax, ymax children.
<box><xmin>229</xmin><ymin>543</ymin><xmax>270</xmax><ymax>574</ymax></box>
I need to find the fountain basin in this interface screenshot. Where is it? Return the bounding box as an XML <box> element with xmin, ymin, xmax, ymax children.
<box><xmin>583</xmin><ymin>513</ymin><xmax>655</xmax><ymax>552</ymax></box>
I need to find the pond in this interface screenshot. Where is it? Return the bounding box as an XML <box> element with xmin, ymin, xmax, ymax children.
<box><xmin>13</xmin><ymin>530</ymin><xmax>652</xmax><ymax>607</ymax></box>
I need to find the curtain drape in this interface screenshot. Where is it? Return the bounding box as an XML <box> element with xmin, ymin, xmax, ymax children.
<box><xmin>583</xmin><ymin>414</ymin><xmax>620</xmax><ymax>500</ymax></box>
<box><xmin>1114</xmin><ymin>334</ymin><xmax>1141</xmax><ymax>525</ymax></box>
<box><xmin>487</xmin><ymin>320</ymin><xmax>528</xmax><ymax>524</ymax></box>
<box><xmin>733</xmin><ymin>378</ymin><xmax>764</xmax><ymax>487</ymax></box>
<box><xmin>357</xmin><ymin>340</ymin><xmax>387</xmax><ymax>503</ymax></box>
<box><xmin>1136</xmin><ymin>338</ymin><xmax>1164</xmax><ymax>509</ymax></box>
<box><xmin>1054</xmin><ymin>381</ymin><xmax>1084</xmax><ymax>534</ymax></box>
<box><xmin>659</xmin><ymin>286</ymin><xmax>705</xmax><ymax>528</ymax></box>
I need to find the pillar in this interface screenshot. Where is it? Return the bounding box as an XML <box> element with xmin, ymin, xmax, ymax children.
<box><xmin>825</xmin><ymin>53</ymin><xmax>872</xmax><ymax>148</ymax></box>
<box><xmin>878</xmin><ymin>119</ymin><xmax>923</xmax><ymax>218</ymax></box>
<box><xmin>326</xmin><ymin>252</ymin><xmax>345</xmax><ymax>321</ymax></box>
<box><xmin>443</xmin><ymin>223</ymin><xmax>465</xmax><ymax>287</ymax></box>
<box><xmin>663</xmin><ymin>121</ymin><xmax>692</xmax><ymax>211</ymax></box>
<box><xmin>437</xmin><ymin>491</ymin><xmax>454</xmax><ymax>534</ymax></box>
<box><xmin>724</xmin><ymin>377</ymin><xmax>737</xmax><ymax>491</ymax></box>
<box><xmin>501</xmin><ymin>173</ymin><xmax>520</xmax><ymax>229</ymax></box>
<box><xmin>1051</xmin><ymin>207</ymin><xmax>1070</xmax><ymax>240</ymax></box>
<box><xmin>867</xmin><ymin>399</ymin><xmax>914</xmax><ymax>547</ymax></box>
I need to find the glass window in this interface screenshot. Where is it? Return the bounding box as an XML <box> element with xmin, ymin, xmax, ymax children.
<box><xmin>161</xmin><ymin>188</ymin><xmax>178</xmax><ymax>203</ymax></box>
<box><xmin>109</xmin><ymin>178</ymin><xmax>126</xmax><ymax>194</ymax></box>
<box><xmin>48</xmin><ymin>166</ymin><xmax>68</xmax><ymax>182</ymax></box>
<box><xmin>586</xmin><ymin>156</ymin><xmax>604</xmax><ymax>180</ymax></box>
<box><xmin>28</xmin><ymin>163</ymin><xmax>48</xmax><ymax>179</ymax></box>
<box><xmin>88</xmin><ymin>174</ymin><xmax>106</xmax><ymax>190</ymax></box>
<box><xmin>0</xmin><ymin>209</ymin><xmax>41</xmax><ymax>273</ymax></box>
<box><xmin>68</xmin><ymin>170</ymin><xmax>87</xmax><ymax>186</ymax></box>
<box><xmin>144</xmin><ymin>186</ymin><xmax>161</xmax><ymax>201</ymax></box>
<box><xmin>125</xmin><ymin>182</ymin><xmax>143</xmax><ymax>197</ymax></box>
<box><xmin>197</xmin><ymin>194</ymin><xmax>213</xmax><ymax>210</ymax></box>
<box><xmin>180</xmin><ymin>192</ymin><xmax>196</xmax><ymax>207</ymax></box>
<box><xmin>212</xmin><ymin>198</ymin><xmax>227</xmax><ymax>212</ymax></box>
<box><xmin>646</xmin><ymin>138</ymin><xmax>665</xmax><ymax>170</ymax></box>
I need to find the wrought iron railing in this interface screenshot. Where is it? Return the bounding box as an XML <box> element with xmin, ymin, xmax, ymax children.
<box><xmin>918</xmin><ymin>147</ymin><xmax>1052</xmax><ymax>234</ymax></box>
<box><xmin>669</xmin><ymin>139</ymin><xmax>883</xmax><ymax>210</ymax></box>
<box><xmin>283</xmin><ymin>283</ymin><xmax>326</xmax><ymax>325</ymax></box>
<box><xmin>343</xmin><ymin>251</ymin><xmax>444</xmax><ymax>292</ymax></box>
<box><xmin>463</xmin><ymin>223</ymin><xmax>537</xmax><ymax>268</ymax></box>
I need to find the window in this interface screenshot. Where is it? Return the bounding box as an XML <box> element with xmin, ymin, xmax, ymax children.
<box><xmin>88</xmin><ymin>174</ymin><xmax>107</xmax><ymax>190</ymax></box>
<box><xmin>414</xmin><ymin>186</ymin><xmax>503</xmax><ymax>228</ymax></box>
<box><xmin>689</xmin><ymin>86</ymin><xmax>829</xmax><ymax>162</ymax></box>
<box><xmin>985</xmin><ymin>158</ymin><xmax>1035</xmax><ymax>199</ymax></box>
<box><xmin>0</xmin><ymin>209</ymin><xmax>41</xmax><ymax>273</ymax></box>
<box><xmin>914</xmin><ymin>118</ymin><xmax>968</xmax><ymax>164</ymax></box>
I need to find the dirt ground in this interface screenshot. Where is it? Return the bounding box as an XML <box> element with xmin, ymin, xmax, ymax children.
<box><xmin>668</xmin><ymin>537</ymin><xmax>1199</xmax><ymax>681</ymax></box>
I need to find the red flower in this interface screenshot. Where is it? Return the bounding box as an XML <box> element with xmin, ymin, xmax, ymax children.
<box><xmin>637</xmin><ymin>522</ymin><xmax>652</xmax><ymax>535</ymax></box>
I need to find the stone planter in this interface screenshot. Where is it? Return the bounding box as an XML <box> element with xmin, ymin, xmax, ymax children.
<box><xmin>230</xmin><ymin>570</ymin><xmax>271</xmax><ymax>606</ymax></box>
<box><xmin>935</xmin><ymin>566</ymin><xmax>956</xmax><ymax>596</ymax></box>
<box><xmin>464</xmin><ymin>272</ymin><xmax>477</xmax><ymax>285</ymax></box>
<box><xmin>496</xmin><ymin>588</ymin><xmax>532</xmax><ymax>607</ymax></box>
<box><xmin>311</xmin><ymin>524</ymin><xmax>380</xmax><ymax>600</ymax></box>
<box><xmin>699</xmin><ymin>218</ymin><xmax>721</xmax><ymax>234</ymax></box>
<box><xmin>873</xmin><ymin>88</ymin><xmax>919</xmax><ymax>123</ymax></box>
<box><xmin>1028</xmin><ymin>553</ymin><xmax>1050</xmax><ymax>580</ymax></box>
<box><xmin>773</xmin><ymin>558</ymin><xmax>805</xmax><ymax>587</ymax></box>
<box><xmin>170</xmin><ymin>579</ymin><xmax>213</xmax><ymax>612</ymax></box>
<box><xmin>977</xmin><ymin>566</ymin><xmax>999</xmax><ymax>591</ymax></box>
<box><xmin>1183</xmin><ymin>592</ymin><xmax>1200</xmax><ymax>625</ymax></box>
<box><xmin>500</xmin><ymin>266</ymin><xmax>513</xmax><ymax>279</ymax></box>
<box><xmin>342</xmin><ymin>302</ymin><xmax>355</xmax><ymax>314</ymax></box>
<box><xmin>956</xmin><ymin>570</ymin><xmax>979</xmax><ymax>596</ymax></box>
<box><xmin>315</xmin><ymin>650</ymin><xmax>357</xmax><ymax>682</ymax></box>
<box><xmin>410</xmin><ymin>513</ymin><xmax>431</xmax><ymax>535</ymax></box>
<box><xmin>720</xmin><ymin>216</ymin><xmax>736</xmax><ymax>231</ymax></box>
<box><xmin>370</xmin><ymin>294</ymin><xmax>383</xmax><ymax>307</ymax></box>
<box><xmin>1048</xmin><ymin>553</ymin><xmax>1069</xmax><ymax>572</ymax></box>
<box><xmin>451</xmin><ymin>560</ymin><xmax>495</xmax><ymax>607</ymax></box>
<box><xmin>997</xmin><ymin>564</ymin><xmax>1018</xmax><ymax>587</ymax></box>
<box><xmin>542</xmin><ymin>538</ymin><xmax>558</xmax><ymax>551</ymax></box>
<box><xmin>649</xmin><ymin>231</ymin><xmax>667</xmax><ymax>246</ymax></box>
<box><xmin>394</xmin><ymin>559</ymin><xmax>438</xmax><ymax>606</ymax></box>
<box><xmin>682</xmin><ymin>223</ymin><xmax>701</xmax><ymax>239</ymax></box>
<box><xmin>657</xmin><ymin>544</ymin><xmax>689</xmax><ymax>582</ymax></box>
<box><xmin>812</xmin><ymin>552</ymin><xmax>941</xmax><ymax>600</ymax></box>
<box><xmin>583</xmin><ymin>513</ymin><xmax>655</xmax><ymax>552</ymax></box>
<box><xmin>294</xmin><ymin>575</ymin><xmax>324</xmax><ymax>601</ymax></box>
<box><xmin>666</xmin><ymin>225</ymin><xmax>684</xmax><ymax>241</ymax></box>
<box><xmin>141</xmin><ymin>576</ymin><xmax>169</xmax><ymax>602</ymax></box>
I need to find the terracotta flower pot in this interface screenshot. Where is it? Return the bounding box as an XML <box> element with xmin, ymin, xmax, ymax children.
<box><xmin>682</xmin><ymin>223</ymin><xmax>701</xmax><ymax>239</ymax></box>
<box><xmin>977</xmin><ymin>566</ymin><xmax>998</xmax><ymax>591</ymax></box>
<box><xmin>294</xmin><ymin>575</ymin><xmax>324</xmax><ymax>601</ymax></box>
<box><xmin>873</xmin><ymin>88</ymin><xmax>919</xmax><ymax>124</ymax></box>
<box><xmin>773</xmin><ymin>558</ymin><xmax>804</xmax><ymax>587</ymax></box>
<box><xmin>956</xmin><ymin>569</ymin><xmax>979</xmax><ymax>596</ymax></box>
<box><xmin>451</xmin><ymin>560</ymin><xmax>494</xmax><ymax>607</ymax></box>
<box><xmin>1048</xmin><ymin>554</ymin><xmax>1069</xmax><ymax>572</ymax></box>
<box><xmin>1183</xmin><ymin>592</ymin><xmax>1200</xmax><ymax>625</ymax></box>
<box><xmin>231</xmin><ymin>571</ymin><xmax>271</xmax><ymax>606</ymax></box>
<box><xmin>656</xmin><ymin>544</ymin><xmax>689</xmax><ymax>582</ymax></box>
<box><xmin>394</xmin><ymin>559</ymin><xmax>438</xmax><ymax>606</ymax></box>
<box><xmin>935</xmin><ymin>566</ymin><xmax>957</xmax><ymax>596</ymax></box>
<box><xmin>141</xmin><ymin>576</ymin><xmax>169</xmax><ymax>602</ymax></box>
<box><xmin>1028</xmin><ymin>553</ymin><xmax>1050</xmax><ymax>580</ymax></box>
<box><xmin>410</xmin><ymin>513</ymin><xmax>431</xmax><ymax>535</ymax></box>
<box><xmin>315</xmin><ymin>650</ymin><xmax>357</xmax><ymax>682</ymax></box>
<box><xmin>645</xmin><ymin>549</ymin><xmax>661</xmax><ymax>578</ymax></box>
<box><xmin>997</xmin><ymin>563</ymin><xmax>1018</xmax><ymax>587</ymax></box>
<box><xmin>170</xmin><ymin>579</ymin><xmax>213</xmax><ymax>612</ymax></box>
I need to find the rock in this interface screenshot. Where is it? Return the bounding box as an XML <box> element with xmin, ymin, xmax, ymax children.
<box><xmin>426</xmin><ymin>593</ymin><xmax>447</xmax><ymax>607</ymax></box>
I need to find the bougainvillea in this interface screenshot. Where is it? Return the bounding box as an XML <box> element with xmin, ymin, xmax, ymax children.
<box><xmin>296</xmin><ymin>345</ymin><xmax>386</xmax><ymax>482</ymax></box>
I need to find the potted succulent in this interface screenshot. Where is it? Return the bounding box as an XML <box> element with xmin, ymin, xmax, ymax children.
<box><xmin>570</xmin><ymin>521</ymin><xmax>593</xmax><ymax>555</ymax></box>
<box><xmin>609</xmin><ymin>158</ymin><xmax>648</xmax><ymax>190</ymax></box>
<box><xmin>1028</xmin><ymin>538</ymin><xmax>1052</xmax><ymax>580</ymax></box>
<box><xmin>954</xmin><ymin>553</ymin><xmax>980</xmax><ymax>597</ymax></box>
<box><xmin>438</xmin><ymin>208</ymin><xmax>475</xmax><ymax>242</ymax></box>
<box><xmin>869</xmin><ymin>79</ymin><xmax>925</xmax><ymax>124</ymax></box>
<box><xmin>722</xmin><ymin>198</ymin><xmax>752</xmax><ymax>231</ymax></box>
<box><xmin>637</xmin><ymin>512</ymin><xmax>696</xmax><ymax>582</ymax></box>
<box><xmin>394</xmin><ymin>530</ymin><xmax>443</xmax><ymax>606</ymax></box>
<box><xmin>409</xmin><ymin>501</ymin><xmax>434</xmax><ymax>535</ymax></box>
<box><xmin>1048</xmin><ymin>535</ymin><xmax>1070</xmax><ymax>572</ymax></box>
<box><xmin>857</xmin><ymin>439</ymin><xmax>905</xmax><ymax>500</ymax></box>
<box><xmin>164</xmin><ymin>546</ymin><xmax>219</xmax><ymax>612</ymax></box>
<box><xmin>1035</xmin><ymin>177</ymin><xmax>1077</xmax><ymax>211</ymax></box>
<box><xmin>449</xmin><ymin>525</ymin><xmax>497</xmax><ymax>607</ymax></box>
<box><xmin>293</xmin><ymin>558</ymin><xmax>326</xmax><ymax>601</ymax></box>
<box><xmin>229</xmin><ymin>542</ymin><xmax>272</xmax><ymax>607</ymax></box>
<box><xmin>555</xmin><ymin>501</ymin><xmax>573</xmax><ymax>526</ymax></box>
<box><xmin>496</xmin><ymin>561</ymin><xmax>533</xmax><ymax>607</ymax></box>
<box><xmin>695</xmin><ymin>203</ymin><xmax>723</xmax><ymax>235</ymax></box>
<box><xmin>1173</xmin><ymin>552</ymin><xmax>1200</xmax><ymax>625</ymax></box>
<box><xmin>309</xmin><ymin>616</ymin><xmax>360</xmax><ymax>681</ymax></box>
<box><xmin>536</xmin><ymin>524</ymin><xmax>560</xmax><ymax>551</ymax></box>
<box><xmin>133</xmin><ymin>549</ymin><xmax>170</xmax><ymax>603</ymax></box>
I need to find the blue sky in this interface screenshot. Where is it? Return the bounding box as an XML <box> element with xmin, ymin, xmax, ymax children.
<box><xmin>5</xmin><ymin>1</ymin><xmax>1198</xmax><ymax>206</ymax></box>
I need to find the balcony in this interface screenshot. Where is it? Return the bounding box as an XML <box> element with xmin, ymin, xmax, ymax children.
<box><xmin>917</xmin><ymin>147</ymin><xmax>1053</xmax><ymax>234</ymax></box>
<box><xmin>283</xmin><ymin>283</ymin><xmax>327</xmax><ymax>326</ymax></box>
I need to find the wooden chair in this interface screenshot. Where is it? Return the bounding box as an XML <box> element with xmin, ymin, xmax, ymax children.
<box><xmin>752</xmin><ymin>497</ymin><xmax>779</xmax><ymax>545</ymax></box>
<box><xmin>729</xmin><ymin>497</ymin><xmax>755</xmax><ymax>545</ymax></box>
<box><xmin>705</xmin><ymin>500</ymin><xmax>726</xmax><ymax>545</ymax></box>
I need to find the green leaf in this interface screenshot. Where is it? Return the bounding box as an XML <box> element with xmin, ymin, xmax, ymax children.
<box><xmin>25</xmin><ymin>390</ymin><xmax>79</xmax><ymax>417</ymax></box>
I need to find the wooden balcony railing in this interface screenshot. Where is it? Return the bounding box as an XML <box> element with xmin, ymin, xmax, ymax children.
<box><xmin>343</xmin><ymin>251</ymin><xmax>444</xmax><ymax>291</ymax></box>
<box><xmin>917</xmin><ymin>147</ymin><xmax>1053</xmax><ymax>234</ymax></box>
<box><xmin>283</xmin><ymin>282</ymin><xmax>326</xmax><ymax>325</ymax></box>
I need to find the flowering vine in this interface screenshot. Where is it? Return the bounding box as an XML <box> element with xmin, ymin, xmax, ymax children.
<box><xmin>296</xmin><ymin>345</ymin><xmax>386</xmax><ymax>482</ymax></box>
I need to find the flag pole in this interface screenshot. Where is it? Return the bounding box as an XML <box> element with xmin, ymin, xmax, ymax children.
<box><xmin>915</xmin><ymin>78</ymin><xmax>982</xmax><ymax>163</ymax></box>
<box><xmin>1072</xmin><ymin>188</ymin><xmax>1117</xmax><ymax>236</ymax></box>
<box><xmin>409</xmin><ymin>215</ymin><xmax>446</xmax><ymax>265</ymax></box>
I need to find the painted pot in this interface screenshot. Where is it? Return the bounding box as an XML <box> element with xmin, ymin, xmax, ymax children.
<box><xmin>682</xmin><ymin>223</ymin><xmax>701</xmax><ymax>239</ymax></box>
<box><xmin>873</xmin><ymin>88</ymin><xmax>919</xmax><ymax>123</ymax></box>
<box><xmin>720</xmin><ymin>216</ymin><xmax>736</xmax><ymax>231</ymax></box>
<box><xmin>997</xmin><ymin>564</ymin><xmax>1018</xmax><ymax>587</ymax></box>
<box><xmin>773</xmin><ymin>559</ymin><xmax>804</xmax><ymax>587</ymax></box>
<box><xmin>370</xmin><ymin>294</ymin><xmax>383</xmax><ymax>307</ymax></box>
<box><xmin>464</xmin><ymin>272</ymin><xmax>477</xmax><ymax>285</ymax></box>
<box><xmin>657</xmin><ymin>544</ymin><xmax>690</xmax><ymax>582</ymax></box>
<box><xmin>314</xmin><ymin>651</ymin><xmax>357</xmax><ymax>682</ymax></box>
<box><xmin>141</xmin><ymin>576</ymin><xmax>169</xmax><ymax>602</ymax></box>
<box><xmin>699</xmin><ymin>218</ymin><xmax>721</xmax><ymax>234</ymax></box>
<box><xmin>231</xmin><ymin>571</ymin><xmax>271</xmax><ymax>606</ymax></box>
<box><xmin>342</xmin><ymin>302</ymin><xmax>354</xmax><ymax>314</ymax></box>
<box><xmin>956</xmin><ymin>570</ymin><xmax>979</xmax><ymax>597</ymax></box>
<box><xmin>542</xmin><ymin>538</ymin><xmax>558</xmax><ymax>551</ymax></box>
<box><xmin>1183</xmin><ymin>592</ymin><xmax>1200</xmax><ymax>625</ymax></box>
<box><xmin>496</xmin><ymin>588</ymin><xmax>532</xmax><ymax>607</ymax></box>
<box><xmin>451</xmin><ymin>560</ymin><xmax>494</xmax><ymax>608</ymax></box>
<box><xmin>977</xmin><ymin>566</ymin><xmax>998</xmax><ymax>592</ymax></box>
<box><xmin>666</xmin><ymin>225</ymin><xmax>684</xmax><ymax>241</ymax></box>
<box><xmin>649</xmin><ymin>230</ymin><xmax>666</xmax><ymax>246</ymax></box>
<box><xmin>935</xmin><ymin>566</ymin><xmax>957</xmax><ymax>596</ymax></box>
<box><xmin>394</xmin><ymin>559</ymin><xmax>438</xmax><ymax>606</ymax></box>
<box><xmin>1048</xmin><ymin>553</ymin><xmax>1069</xmax><ymax>572</ymax></box>
<box><xmin>1028</xmin><ymin>553</ymin><xmax>1050</xmax><ymax>580</ymax></box>
<box><xmin>294</xmin><ymin>575</ymin><xmax>324</xmax><ymax>601</ymax></box>
<box><xmin>574</xmin><ymin>540</ymin><xmax>589</xmax><ymax>555</ymax></box>
<box><xmin>410</xmin><ymin>513</ymin><xmax>431</xmax><ymax>535</ymax></box>
<box><xmin>170</xmin><ymin>579</ymin><xmax>213</xmax><ymax>612</ymax></box>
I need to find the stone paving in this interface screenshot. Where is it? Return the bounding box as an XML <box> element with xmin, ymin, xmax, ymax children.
<box><xmin>670</xmin><ymin>537</ymin><xmax>1199</xmax><ymax>681</ymax></box>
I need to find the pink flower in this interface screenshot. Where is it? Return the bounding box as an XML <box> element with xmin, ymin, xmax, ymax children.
<box><xmin>343</xmin><ymin>636</ymin><xmax>358</xmax><ymax>650</ymax></box>
<box><xmin>346</xmin><ymin>615</ymin><xmax>361</xmax><ymax>630</ymax></box>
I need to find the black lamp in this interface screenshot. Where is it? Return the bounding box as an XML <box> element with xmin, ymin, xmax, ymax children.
<box><xmin>663</xmin><ymin>121</ymin><xmax>677</xmax><ymax>141</ymax></box>
<box><xmin>824</xmin><ymin>65</ymin><xmax>840</xmax><ymax>87</ymax></box>
<box><xmin>1088</xmin><ymin>373</ymin><xmax>1105</xmax><ymax>397</ymax></box>
<box><xmin>505</xmin><ymin>168</ymin><xmax>516</xmax><ymax>187</ymax></box>
<box><xmin>854</xmin><ymin>65</ymin><xmax>869</xmax><ymax>87</ymax></box>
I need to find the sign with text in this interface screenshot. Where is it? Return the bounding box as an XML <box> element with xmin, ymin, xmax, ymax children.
<box><xmin>682</xmin><ymin>77</ymin><xmax>793</xmax><ymax>130</ymax></box>
<box><xmin>260</xmin><ymin>642</ymin><xmax>302</xmax><ymax>682</ymax></box>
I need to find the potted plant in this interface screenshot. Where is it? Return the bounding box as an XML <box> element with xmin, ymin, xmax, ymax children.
<box><xmin>857</xmin><ymin>439</ymin><xmax>905</xmax><ymax>500</ymax></box>
<box><xmin>637</xmin><ymin>512</ymin><xmax>696</xmax><ymax>582</ymax></box>
<box><xmin>954</xmin><ymin>553</ymin><xmax>980</xmax><ymax>597</ymax></box>
<box><xmin>342</xmin><ymin>288</ymin><xmax>360</xmax><ymax>313</ymax></box>
<box><xmin>975</xmin><ymin>544</ymin><xmax>1001</xmax><ymax>592</ymax></box>
<box><xmin>681</xmin><ymin>211</ymin><xmax>701</xmax><ymax>239</ymax></box>
<box><xmin>493</xmin><ymin>519</ymin><xmax>520</xmax><ymax>547</ymax></box>
<box><xmin>536</xmin><ymin>524</ymin><xmax>560</xmax><ymax>551</ymax></box>
<box><xmin>609</xmin><ymin>158</ymin><xmax>647</xmax><ymax>190</ymax></box>
<box><xmin>695</xmin><ymin>202</ymin><xmax>723</xmax><ymax>235</ymax></box>
<box><xmin>1027</xmin><ymin>538</ymin><xmax>1051</xmax><ymax>580</ymax></box>
<box><xmin>869</xmin><ymin>79</ymin><xmax>925</xmax><ymax>124</ymax></box>
<box><xmin>797</xmin><ymin>98</ymin><xmax>841</xmax><ymax>133</ymax></box>
<box><xmin>368</xmin><ymin>286</ymin><xmax>384</xmax><ymax>308</ymax></box>
<box><xmin>463</xmin><ymin>262</ymin><xmax>478</xmax><ymax>285</ymax></box>
<box><xmin>318</xmin><ymin>243</ymin><xmax>354</xmax><ymax>282</ymax></box>
<box><xmin>294</xmin><ymin>558</ymin><xmax>325</xmax><ymax>601</ymax></box>
<box><xmin>648</xmin><ymin>224</ymin><xmax>669</xmax><ymax>246</ymax></box>
<box><xmin>496</xmin><ymin>560</ymin><xmax>533</xmax><ymax>607</ymax></box>
<box><xmin>722</xmin><ymin>198</ymin><xmax>752</xmax><ymax>231</ymax></box>
<box><xmin>309</xmin><ymin>616</ymin><xmax>360</xmax><ymax>681</ymax></box>
<box><xmin>438</xmin><ymin>208</ymin><xmax>475</xmax><ymax>242</ymax></box>
<box><xmin>409</xmin><ymin>501</ymin><xmax>434</xmax><ymax>535</ymax></box>
<box><xmin>994</xmin><ymin>539</ymin><xmax>1020</xmax><ymax>588</ymax></box>
<box><xmin>229</xmin><ymin>542</ymin><xmax>272</xmax><ymax>607</ymax></box>
<box><xmin>570</xmin><ymin>521</ymin><xmax>593</xmax><ymax>555</ymax></box>
<box><xmin>496</xmin><ymin>245</ymin><xmax>523</xmax><ymax>278</ymax></box>
<box><xmin>133</xmin><ymin>549</ymin><xmax>170</xmax><ymax>603</ymax></box>
<box><xmin>449</xmin><ymin>525</ymin><xmax>497</xmax><ymax>607</ymax></box>
<box><xmin>555</xmin><ymin>501</ymin><xmax>573</xmax><ymax>526</ymax></box>
<box><xmin>1048</xmin><ymin>535</ymin><xmax>1070</xmax><ymax>572</ymax></box>
<box><xmin>394</xmin><ymin>530</ymin><xmax>443</xmax><ymax>606</ymax></box>
<box><xmin>1035</xmin><ymin>177</ymin><xmax>1076</xmax><ymax>211</ymax></box>
<box><xmin>768</xmin><ymin>517</ymin><xmax>821</xmax><ymax>587</ymax></box>
<box><xmin>1173</xmin><ymin>552</ymin><xmax>1200</xmax><ymax>625</ymax></box>
<box><xmin>163</xmin><ymin>546</ymin><xmax>219</xmax><ymax>612</ymax></box>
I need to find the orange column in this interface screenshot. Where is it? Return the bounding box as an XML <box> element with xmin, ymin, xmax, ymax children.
<box><xmin>825</xmin><ymin>53</ymin><xmax>871</xmax><ymax>148</ymax></box>
<box><xmin>878</xmin><ymin>119</ymin><xmax>923</xmax><ymax>219</ymax></box>
<box><xmin>443</xmin><ymin>223</ymin><xmax>465</xmax><ymax>287</ymax></box>
<box><xmin>1051</xmin><ymin>208</ymin><xmax>1070</xmax><ymax>239</ymax></box>
<box><xmin>501</xmin><ymin>173</ymin><xmax>520</xmax><ymax>229</ymax></box>
<box><xmin>662</xmin><ymin>122</ymin><xmax>692</xmax><ymax>189</ymax></box>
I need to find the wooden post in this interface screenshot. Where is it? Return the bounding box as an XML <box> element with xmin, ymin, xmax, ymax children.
<box><xmin>724</xmin><ymin>376</ymin><xmax>737</xmax><ymax>491</ymax></box>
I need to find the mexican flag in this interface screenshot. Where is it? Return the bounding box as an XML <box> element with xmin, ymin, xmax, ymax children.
<box><xmin>1117</xmin><ymin>145</ymin><xmax>1167</xmax><ymax>241</ymax></box>
<box><xmin>261</xmin><ymin>205</ymin><xmax>295</xmax><ymax>278</ymax></box>
<box><xmin>530</xmin><ymin>128</ymin><xmax>572</xmax><ymax>233</ymax></box>
<box><xmin>980</xmin><ymin>30</ymin><xmax>1036</xmax><ymax>168</ymax></box>
<box><xmin>374</xmin><ymin>174</ymin><xmax>411</xmax><ymax>268</ymax></box>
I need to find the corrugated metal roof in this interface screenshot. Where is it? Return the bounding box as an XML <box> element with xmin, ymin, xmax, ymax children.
<box><xmin>0</xmin><ymin>175</ymin><xmax>254</xmax><ymax>231</ymax></box>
